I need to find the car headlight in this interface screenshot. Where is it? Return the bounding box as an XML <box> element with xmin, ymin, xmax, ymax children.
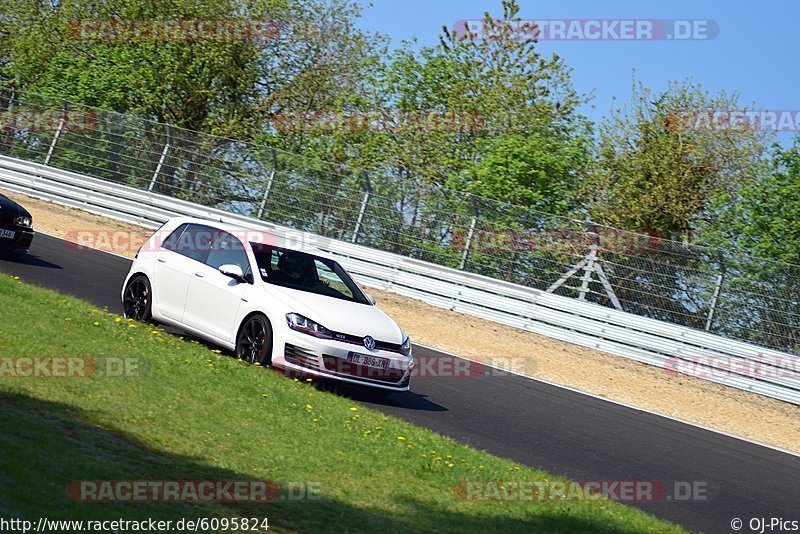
<box><xmin>400</xmin><ymin>334</ymin><xmax>412</xmax><ymax>357</ymax></box>
<box><xmin>14</xmin><ymin>216</ymin><xmax>32</xmax><ymax>228</ymax></box>
<box><xmin>286</xmin><ymin>313</ymin><xmax>333</xmax><ymax>339</ymax></box>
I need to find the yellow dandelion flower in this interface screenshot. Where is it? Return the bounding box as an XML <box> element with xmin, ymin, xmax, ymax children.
<box><xmin>397</xmin><ymin>436</ymin><xmax>406</xmax><ymax>441</ymax></box>
<box><xmin>305</xmin><ymin>404</ymin><xmax>313</xmax><ymax>410</ymax></box>
<box><xmin>349</xmin><ymin>407</ymin><xmax>358</xmax><ymax>411</ymax></box>
<box><xmin>93</xmin><ymin>321</ymin><xmax>100</xmax><ymax>326</ymax></box>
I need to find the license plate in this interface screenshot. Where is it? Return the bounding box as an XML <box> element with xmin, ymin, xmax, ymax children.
<box><xmin>347</xmin><ymin>352</ymin><xmax>390</xmax><ymax>370</ymax></box>
<box><xmin>0</xmin><ymin>229</ymin><xmax>14</xmax><ymax>239</ymax></box>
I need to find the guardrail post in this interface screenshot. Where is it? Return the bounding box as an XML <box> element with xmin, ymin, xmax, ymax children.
<box><xmin>43</xmin><ymin>99</ymin><xmax>67</xmax><ymax>166</ymax></box>
<box><xmin>351</xmin><ymin>171</ymin><xmax>371</xmax><ymax>243</ymax></box>
<box><xmin>148</xmin><ymin>125</ymin><xmax>171</xmax><ymax>192</ymax></box>
<box><xmin>257</xmin><ymin>148</ymin><xmax>278</xmax><ymax>219</ymax></box>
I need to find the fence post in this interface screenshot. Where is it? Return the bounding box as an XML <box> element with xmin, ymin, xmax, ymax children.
<box><xmin>44</xmin><ymin>99</ymin><xmax>67</xmax><ymax>166</ymax></box>
<box><xmin>458</xmin><ymin>196</ymin><xmax>481</xmax><ymax>270</ymax></box>
<box><xmin>257</xmin><ymin>148</ymin><xmax>278</xmax><ymax>219</ymax></box>
<box><xmin>351</xmin><ymin>171</ymin><xmax>371</xmax><ymax>243</ymax></box>
<box><xmin>148</xmin><ymin>125</ymin><xmax>171</xmax><ymax>192</ymax></box>
<box><xmin>705</xmin><ymin>253</ymin><xmax>726</xmax><ymax>331</ymax></box>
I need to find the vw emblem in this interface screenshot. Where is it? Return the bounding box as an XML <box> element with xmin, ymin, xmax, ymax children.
<box><xmin>363</xmin><ymin>336</ymin><xmax>376</xmax><ymax>351</ymax></box>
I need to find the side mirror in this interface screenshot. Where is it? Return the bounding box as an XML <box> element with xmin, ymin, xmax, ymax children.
<box><xmin>219</xmin><ymin>264</ymin><xmax>245</xmax><ymax>282</ymax></box>
<box><xmin>365</xmin><ymin>293</ymin><xmax>377</xmax><ymax>305</ymax></box>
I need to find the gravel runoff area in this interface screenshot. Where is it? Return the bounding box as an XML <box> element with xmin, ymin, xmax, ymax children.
<box><xmin>4</xmin><ymin>189</ymin><xmax>798</xmax><ymax>454</ymax></box>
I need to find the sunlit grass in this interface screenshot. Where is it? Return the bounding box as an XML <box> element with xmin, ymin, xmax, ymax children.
<box><xmin>0</xmin><ymin>274</ymin><xmax>684</xmax><ymax>533</ymax></box>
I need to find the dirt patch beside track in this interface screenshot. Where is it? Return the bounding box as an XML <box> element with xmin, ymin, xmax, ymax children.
<box><xmin>6</xmin><ymin>188</ymin><xmax>798</xmax><ymax>453</ymax></box>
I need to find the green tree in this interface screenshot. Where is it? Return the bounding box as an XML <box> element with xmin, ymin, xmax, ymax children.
<box><xmin>589</xmin><ymin>78</ymin><xmax>769</xmax><ymax>241</ymax></box>
<box><xmin>697</xmin><ymin>139</ymin><xmax>800</xmax><ymax>351</ymax></box>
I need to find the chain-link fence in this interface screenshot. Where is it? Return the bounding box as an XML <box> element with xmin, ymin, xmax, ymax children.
<box><xmin>1</xmin><ymin>86</ymin><xmax>798</xmax><ymax>354</ymax></box>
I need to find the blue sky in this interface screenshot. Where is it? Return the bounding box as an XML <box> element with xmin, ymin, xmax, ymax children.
<box><xmin>356</xmin><ymin>0</ymin><xmax>796</xmax><ymax>128</ymax></box>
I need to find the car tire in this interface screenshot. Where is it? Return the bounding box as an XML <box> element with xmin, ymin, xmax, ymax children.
<box><xmin>122</xmin><ymin>275</ymin><xmax>153</xmax><ymax>322</ymax></box>
<box><xmin>236</xmin><ymin>315</ymin><xmax>273</xmax><ymax>367</ymax></box>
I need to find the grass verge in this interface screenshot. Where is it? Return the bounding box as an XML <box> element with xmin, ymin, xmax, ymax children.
<box><xmin>0</xmin><ymin>274</ymin><xmax>683</xmax><ymax>533</ymax></box>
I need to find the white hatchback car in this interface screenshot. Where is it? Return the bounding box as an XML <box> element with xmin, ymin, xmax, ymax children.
<box><xmin>121</xmin><ymin>217</ymin><xmax>413</xmax><ymax>391</ymax></box>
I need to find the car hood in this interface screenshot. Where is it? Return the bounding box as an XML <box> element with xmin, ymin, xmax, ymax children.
<box><xmin>0</xmin><ymin>194</ymin><xmax>28</xmax><ymax>225</ymax></box>
<box><xmin>262</xmin><ymin>283</ymin><xmax>404</xmax><ymax>342</ymax></box>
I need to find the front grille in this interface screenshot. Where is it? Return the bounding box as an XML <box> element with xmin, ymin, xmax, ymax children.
<box><xmin>331</xmin><ymin>332</ymin><xmax>403</xmax><ymax>353</ymax></box>
<box><xmin>322</xmin><ymin>355</ymin><xmax>408</xmax><ymax>386</ymax></box>
<box><xmin>284</xmin><ymin>344</ymin><xmax>320</xmax><ymax>371</ymax></box>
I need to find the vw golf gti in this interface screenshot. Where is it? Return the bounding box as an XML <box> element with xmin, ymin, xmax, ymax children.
<box><xmin>121</xmin><ymin>217</ymin><xmax>413</xmax><ymax>391</ymax></box>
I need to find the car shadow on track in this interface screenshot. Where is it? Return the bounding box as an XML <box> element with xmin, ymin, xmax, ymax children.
<box><xmin>311</xmin><ymin>380</ymin><xmax>448</xmax><ymax>412</ymax></box>
<box><xmin>0</xmin><ymin>251</ymin><xmax>62</xmax><ymax>269</ymax></box>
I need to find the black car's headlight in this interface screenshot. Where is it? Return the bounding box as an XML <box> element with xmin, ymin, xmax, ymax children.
<box><xmin>400</xmin><ymin>334</ymin><xmax>412</xmax><ymax>357</ymax></box>
<box><xmin>286</xmin><ymin>313</ymin><xmax>333</xmax><ymax>339</ymax></box>
<box><xmin>14</xmin><ymin>216</ymin><xmax>32</xmax><ymax>228</ymax></box>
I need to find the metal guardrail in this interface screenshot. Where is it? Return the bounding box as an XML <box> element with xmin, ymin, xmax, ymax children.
<box><xmin>1</xmin><ymin>153</ymin><xmax>798</xmax><ymax>405</ymax></box>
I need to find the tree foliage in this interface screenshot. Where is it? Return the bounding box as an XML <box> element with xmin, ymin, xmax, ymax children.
<box><xmin>589</xmin><ymin>78</ymin><xmax>770</xmax><ymax>240</ymax></box>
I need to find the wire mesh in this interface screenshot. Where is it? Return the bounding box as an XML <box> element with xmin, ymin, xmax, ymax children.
<box><xmin>1</xmin><ymin>86</ymin><xmax>797</xmax><ymax>354</ymax></box>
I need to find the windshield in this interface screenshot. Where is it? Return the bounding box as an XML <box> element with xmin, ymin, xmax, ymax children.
<box><xmin>250</xmin><ymin>243</ymin><xmax>370</xmax><ymax>304</ymax></box>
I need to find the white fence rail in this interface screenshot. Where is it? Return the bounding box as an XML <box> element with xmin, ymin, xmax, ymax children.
<box><xmin>1</xmin><ymin>154</ymin><xmax>798</xmax><ymax>405</ymax></box>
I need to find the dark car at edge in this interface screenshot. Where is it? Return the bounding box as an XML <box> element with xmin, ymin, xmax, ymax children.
<box><xmin>0</xmin><ymin>193</ymin><xmax>34</xmax><ymax>255</ymax></box>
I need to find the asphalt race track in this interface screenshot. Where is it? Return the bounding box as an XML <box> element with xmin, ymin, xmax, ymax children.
<box><xmin>1</xmin><ymin>234</ymin><xmax>798</xmax><ymax>533</ymax></box>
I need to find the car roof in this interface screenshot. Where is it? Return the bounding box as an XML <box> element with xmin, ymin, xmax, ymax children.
<box><xmin>170</xmin><ymin>216</ymin><xmax>334</xmax><ymax>259</ymax></box>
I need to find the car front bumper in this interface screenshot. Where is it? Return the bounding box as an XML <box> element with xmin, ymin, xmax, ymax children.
<box><xmin>0</xmin><ymin>225</ymin><xmax>34</xmax><ymax>253</ymax></box>
<box><xmin>274</xmin><ymin>330</ymin><xmax>413</xmax><ymax>391</ymax></box>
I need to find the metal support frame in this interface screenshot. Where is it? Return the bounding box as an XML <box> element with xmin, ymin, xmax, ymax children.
<box><xmin>547</xmin><ymin>227</ymin><xmax>622</xmax><ymax>311</ymax></box>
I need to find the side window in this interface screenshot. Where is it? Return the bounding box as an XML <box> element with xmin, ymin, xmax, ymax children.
<box><xmin>168</xmin><ymin>224</ymin><xmax>215</xmax><ymax>262</ymax></box>
<box><xmin>161</xmin><ymin>223</ymin><xmax>188</xmax><ymax>252</ymax></box>
<box><xmin>206</xmin><ymin>231</ymin><xmax>250</xmax><ymax>275</ymax></box>
<box><xmin>314</xmin><ymin>259</ymin><xmax>354</xmax><ymax>298</ymax></box>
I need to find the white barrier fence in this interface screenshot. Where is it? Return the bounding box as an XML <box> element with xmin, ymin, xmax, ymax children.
<box><xmin>1</xmin><ymin>153</ymin><xmax>798</xmax><ymax>405</ymax></box>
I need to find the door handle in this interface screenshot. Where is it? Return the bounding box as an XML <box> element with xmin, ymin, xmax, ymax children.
<box><xmin>157</xmin><ymin>256</ymin><xmax>167</xmax><ymax>263</ymax></box>
<box><xmin>194</xmin><ymin>271</ymin><xmax>205</xmax><ymax>278</ymax></box>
